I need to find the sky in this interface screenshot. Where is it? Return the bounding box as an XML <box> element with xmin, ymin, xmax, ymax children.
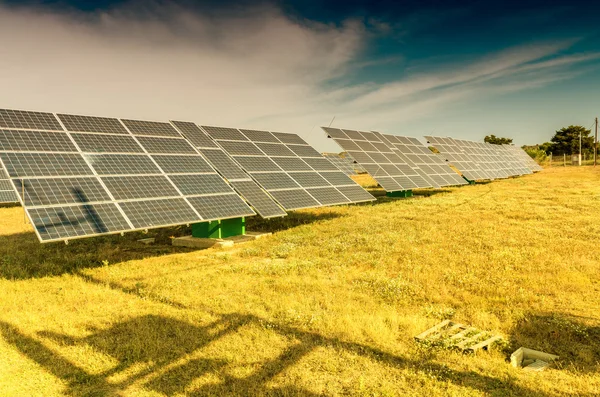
<box><xmin>0</xmin><ymin>0</ymin><xmax>599</xmax><ymax>152</ymax></box>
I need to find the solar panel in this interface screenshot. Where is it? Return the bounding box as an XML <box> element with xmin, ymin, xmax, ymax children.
<box><xmin>173</xmin><ymin>121</ymin><xmax>287</xmax><ymax>219</ymax></box>
<box><xmin>504</xmin><ymin>145</ymin><xmax>541</xmax><ymax>173</ymax></box>
<box><xmin>377</xmin><ymin>134</ymin><xmax>467</xmax><ymax>188</ymax></box>
<box><xmin>58</xmin><ymin>114</ymin><xmax>128</xmax><ymax>134</ymax></box>
<box><xmin>171</xmin><ymin>121</ymin><xmax>219</xmax><ymax>148</ymax></box>
<box><xmin>29</xmin><ymin>203</ymin><xmax>131</xmax><ymax>241</ymax></box>
<box><xmin>323</xmin><ymin>127</ymin><xmax>432</xmax><ymax>192</ymax></box>
<box><xmin>0</xmin><ymin>129</ymin><xmax>77</xmax><ymax>152</ymax></box>
<box><xmin>0</xmin><ymin>165</ymin><xmax>18</xmax><ymax>203</ymax></box>
<box><xmin>207</xmin><ymin>125</ymin><xmax>375</xmax><ymax>210</ymax></box>
<box><xmin>322</xmin><ymin>153</ymin><xmax>358</xmax><ymax>176</ymax></box>
<box><xmin>0</xmin><ymin>109</ymin><xmax>63</xmax><ymax>131</ymax></box>
<box><xmin>0</xmin><ymin>108</ymin><xmax>258</xmax><ymax>242</ymax></box>
<box><xmin>121</xmin><ymin>119</ymin><xmax>180</xmax><ymax>137</ymax></box>
<box><xmin>425</xmin><ymin>136</ymin><xmax>491</xmax><ymax>181</ymax></box>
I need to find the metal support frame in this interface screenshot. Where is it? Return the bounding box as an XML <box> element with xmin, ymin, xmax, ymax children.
<box><xmin>192</xmin><ymin>217</ymin><xmax>246</xmax><ymax>239</ymax></box>
<box><xmin>462</xmin><ymin>177</ymin><xmax>476</xmax><ymax>185</ymax></box>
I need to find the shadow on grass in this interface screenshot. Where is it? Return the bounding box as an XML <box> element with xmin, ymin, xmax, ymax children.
<box><xmin>507</xmin><ymin>313</ymin><xmax>600</xmax><ymax>374</ymax></box>
<box><xmin>0</xmin><ymin>211</ymin><xmax>347</xmax><ymax>280</ymax></box>
<box><xmin>0</xmin><ymin>309</ymin><xmax>578</xmax><ymax>397</ymax></box>
<box><xmin>0</xmin><ymin>202</ymin><xmax>20</xmax><ymax>209</ymax></box>
<box><xmin>0</xmin><ymin>228</ymin><xmax>197</xmax><ymax>280</ymax></box>
<box><xmin>247</xmin><ymin>210</ymin><xmax>344</xmax><ymax>233</ymax></box>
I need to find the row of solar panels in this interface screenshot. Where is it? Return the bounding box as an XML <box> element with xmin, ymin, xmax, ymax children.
<box><xmin>322</xmin><ymin>128</ymin><xmax>541</xmax><ymax>193</ymax></box>
<box><xmin>0</xmin><ymin>109</ymin><xmax>377</xmax><ymax>242</ymax></box>
<box><xmin>0</xmin><ymin>108</ymin><xmax>541</xmax><ymax>243</ymax></box>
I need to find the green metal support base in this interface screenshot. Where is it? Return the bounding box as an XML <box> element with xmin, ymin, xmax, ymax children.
<box><xmin>191</xmin><ymin>217</ymin><xmax>246</xmax><ymax>239</ymax></box>
<box><xmin>386</xmin><ymin>190</ymin><xmax>413</xmax><ymax>198</ymax></box>
<box><xmin>463</xmin><ymin>177</ymin><xmax>476</xmax><ymax>185</ymax></box>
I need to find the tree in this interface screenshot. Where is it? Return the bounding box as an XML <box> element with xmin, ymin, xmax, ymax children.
<box><xmin>548</xmin><ymin>125</ymin><xmax>593</xmax><ymax>155</ymax></box>
<box><xmin>484</xmin><ymin>134</ymin><xmax>513</xmax><ymax>145</ymax></box>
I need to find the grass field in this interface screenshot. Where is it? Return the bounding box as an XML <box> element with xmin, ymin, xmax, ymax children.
<box><xmin>0</xmin><ymin>167</ymin><xmax>599</xmax><ymax>396</ymax></box>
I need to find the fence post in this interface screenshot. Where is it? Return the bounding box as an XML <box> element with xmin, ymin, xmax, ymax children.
<box><xmin>564</xmin><ymin>153</ymin><xmax>566</xmax><ymax>167</ymax></box>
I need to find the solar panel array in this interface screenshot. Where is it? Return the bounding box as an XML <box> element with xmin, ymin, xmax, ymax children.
<box><xmin>377</xmin><ymin>134</ymin><xmax>468</xmax><ymax>188</ymax></box>
<box><xmin>426</xmin><ymin>136</ymin><xmax>538</xmax><ymax>181</ymax></box>
<box><xmin>204</xmin><ymin>127</ymin><xmax>375</xmax><ymax>210</ymax></box>
<box><xmin>505</xmin><ymin>145</ymin><xmax>543</xmax><ymax>172</ymax></box>
<box><xmin>323</xmin><ymin>127</ymin><xmax>432</xmax><ymax>192</ymax></box>
<box><xmin>425</xmin><ymin>136</ymin><xmax>493</xmax><ymax>181</ymax></box>
<box><xmin>322</xmin><ymin>153</ymin><xmax>359</xmax><ymax>176</ymax></box>
<box><xmin>171</xmin><ymin>121</ymin><xmax>287</xmax><ymax>219</ymax></box>
<box><xmin>0</xmin><ymin>109</ymin><xmax>255</xmax><ymax>242</ymax></box>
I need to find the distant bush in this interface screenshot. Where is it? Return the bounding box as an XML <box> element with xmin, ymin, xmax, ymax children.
<box><xmin>524</xmin><ymin>147</ymin><xmax>547</xmax><ymax>164</ymax></box>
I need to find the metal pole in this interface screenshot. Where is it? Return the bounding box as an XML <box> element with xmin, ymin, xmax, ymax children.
<box><xmin>579</xmin><ymin>128</ymin><xmax>582</xmax><ymax>166</ymax></box>
<box><xmin>595</xmin><ymin>117</ymin><xmax>598</xmax><ymax>167</ymax></box>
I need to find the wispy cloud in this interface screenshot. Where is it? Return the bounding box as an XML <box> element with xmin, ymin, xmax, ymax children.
<box><xmin>0</xmin><ymin>1</ymin><xmax>597</xmax><ymax>149</ymax></box>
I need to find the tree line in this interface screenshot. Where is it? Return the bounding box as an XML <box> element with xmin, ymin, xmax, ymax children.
<box><xmin>486</xmin><ymin>125</ymin><xmax>595</xmax><ymax>163</ymax></box>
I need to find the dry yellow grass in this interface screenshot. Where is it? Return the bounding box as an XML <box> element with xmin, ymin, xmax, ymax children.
<box><xmin>0</xmin><ymin>167</ymin><xmax>599</xmax><ymax>396</ymax></box>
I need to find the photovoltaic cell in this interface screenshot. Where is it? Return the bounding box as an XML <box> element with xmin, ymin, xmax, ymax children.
<box><xmin>218</xmin><ymin>141</ymin><xmax>263</xmax><ymax>156</ymax></box>
<box><xmin>291</xmin><ymin>172</ymin><xmax>330</xmax><ymax>188</ymax></box>
<box><xmin>198</xmin><ymin>149</ymin><xmax>249</xmax><ymax>180</ymax></box>
<box><xmin>121</xmin><ymin>119</ymin><xmax>180</xmax><ymax>137</ymax></box>
<box><xmin>0</xmin><ymin>130</ymin><xmax>77</xmax><ymax>152</ymax></box>
<box><xmin>0</xmin><ymin>109</ymin><xmax>63</xmax><ymax>131</ymax></box>
<box><xmin>272</xmin><ymin>132</ymin><xmax>307</xmax><ymax>145</ymax></box>
<box><xmin>336</xmin><ymin>185</ymin><xmax>376</xmax><ymax>202</ymax></box>
<box><xmin>85</xmin><ymin>154</ymin><xmax>161</xmax><ymax>175</ymax></box>
<box><xmin>136</xmin><ymin>136</ymin><xmax>197</xmax><ymax>154</ymax></box>
<box><xmin>152</xmin><ymin>155</ymin><xmax>214</xmax><ymax>174</ymax></box>
<box><xmin>58</xmin><ymin>114</ymin><xmax>128</xmax><ymax>134</ymax></box>
<box><xmin>239</xmin><ymin>129</ymin><xmax>280</xmax><ymax>143</ymax></box>
<box><xmin>254</xmin><ymin>142</ymin><xmax>296</xmax><ymax>157</ymax></box>
<box><xmin>119</xmin><ymin>199</ymin><xmax>200</xmax><ymax>229</ymax></box>
<box><xmin>171</xmin><ymin>121</ymin><xmax>218</xmax><ymax>148</ymax></box>
<box><xmin>13</xmin><ymin>177</ymin><xmax>111</xmax><ymax>206</ymax></box>
<box><xmin>203</xmin><ymin>126</ymin><xmax>248</xmax><ymax>141</ymax></box>
<box><xmin>169</xmin><ymin>174</ymin><xmax>232</xmax><ymax>196</ymax></box>
<box><xmin>271</xmin><ymin>157</ymin><xmax>312</xmax><ymax>171</ymax></box>
<box><xmin>0</xmin><ymin>190</ymin><xmax>18</xmax><ymax>202</ymax></box>
<box><xmin>1</xmin><ymin>153</ymin><xmax>93</xmax><ymax>177</ymax></box>
<box><xmin>230</xmin><ymin>180</ymin><xmax>286</xmax><ymax>218</ymax></box>
<box><xmin>234</xmin><ymin>156</ymin><xmax>281</xmax><ymax>172</ymax></box>
<box><xmin>188</xmin><ymin>193</ymin><xmax>255</xmax><ymax>220</ymax></box>
<box><xmin>101</xmin><ymin>175</ymin><xmax>180</xmax><ymax>200</ymax></box>
<box><xmin>304</xmin><ymin>157</ymin><xmax>341</xmax><ymax>172</ymax></box>
<box><xmin>29</xmin><ymin>203</ymin><xmax>132</xmax><ymax>241</ymax></box>
<box><xmin>71</xmin><ymin>133</ymin><xmax>144</xmax><ymax>154</ymax></box>
<box><xmin>252</xmin><ymin>172</ymin><xmax>300</xmax><ymax>190</ymax></box>
<box><xmin>268</xmin><ymin>188</ymin><xmax>320</xmax><ymax>210</ymax></box>
<box><xmin>305</xmin><ymin>187</ymin><xmax>350</xmax><ymax>205</ymax></box>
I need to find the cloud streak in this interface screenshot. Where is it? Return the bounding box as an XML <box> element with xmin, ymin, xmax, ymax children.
<box><xmin>0</xmin><ymin>1</ymin><xmax>598</xmax><ymax>149</ymax></box>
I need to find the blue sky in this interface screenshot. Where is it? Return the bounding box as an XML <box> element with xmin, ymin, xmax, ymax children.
<box><xmin>0</xmin><ymin>0</ymin><xmax>599</xmax><ymax>151</ymax></box>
